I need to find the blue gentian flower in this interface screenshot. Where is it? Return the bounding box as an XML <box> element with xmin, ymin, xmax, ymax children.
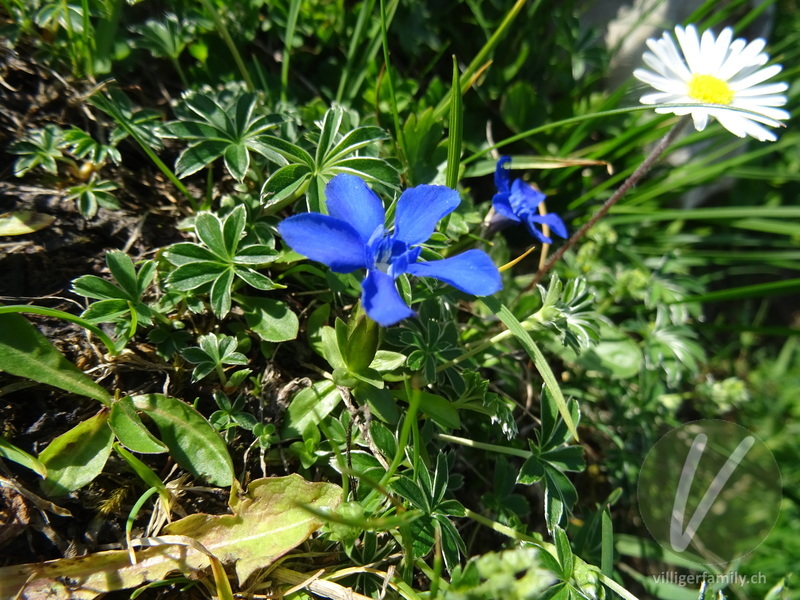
<box><xmin>278</xmin><ymin>174</ymin><xmax>502</xmax><ymax>327</ymax></box>
<box><xmin>492</xmin><ymin>156</ymin><xmax>568</xmax><ymax>244</ymax></box>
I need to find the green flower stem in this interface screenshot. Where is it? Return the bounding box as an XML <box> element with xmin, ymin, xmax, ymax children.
<box><xmin>436</xmin><ymin>433</ymin><xmax>531</xmax><ymax>459</ymax></box>
<box><xmin>379</xmin><ymin>0</ymin><xmax>407</xmax><ymax>164</ymax></box>
<box><xmin>103</xmin><ymin>111</ymin><xmax>198</xmax><ymax>210</ymax></box>
<box><xmin>280</xmin><ymin>0</ymin><xmax>302</xmax><ymax>103</ymax></box>
<box><xmin>0</xmin><ymin>305</ymin><xmax>119</xmax><ymax>356</ymax></box>
<box><xmin>526</xmin><ymin>115</ymin><xmax>690</xmax><ymax>290</ymax></box>
<box><xmin>197</xmin><ymin>0</ymin><xmax>255</xmax><ymax>93</ymax></box>
<box><xmin>436</xmin><ymin>329</ymin><xmax>513</xmax><ymax>373</ymax></box>
<box><xmin>80</xmin><ymin>0</ymin><xmax>93</xmax><ymax>76</ymax></box>
<box><xmin>363</xmin><ymin>386</ymin><xmax>423</xmax><ymax>507</ymax></box>
<box><xmin>464</xmin><ymin>507</ymin><xmax>545</xmax><ymax>547</ymax></box>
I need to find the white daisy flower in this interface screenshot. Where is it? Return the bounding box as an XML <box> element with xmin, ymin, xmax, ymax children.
<box><xmin>633</xmin><ymin>24</ymin><xmax>790</xmax><ymax>142</ymax></box>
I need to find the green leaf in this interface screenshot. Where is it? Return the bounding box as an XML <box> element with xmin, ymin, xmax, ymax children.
<box><xmin>164</xmin><ymin>242</ymin><xmax>219</xmax><ymax>265</ymax></box>
<box><xmin>323</xmin><ymin>126</ymin><xmax>389</xmax><ymax>166</ymax></box>
<box><xmin>307</xmin><ymin>303</ymin><xmax>330</xmax><ymax>357</ymax></box>
<box><xmin>554</xmin><ymin>526</ymin><xmax>574</xmax><ymax>580</ymax></box>
<box><xmin>132</xmin><ymin>394</ymin><xmax>234</xmax><ymax>486</ymax></box>
<box><xmin>39</xmin><ymin>412</ymin><xmax>115</xmax><ymax>496</ymax></box>
<box><xmin>175</xmin><ymin>139</ymin><xmax>228</xmax><ymax>178</ymax></box>
<box><xmin>0</xmin><ymin>476</ymin><xmax>341</xmax><ymax>596</ymax></box>
<box><xmin>315</xmin><ymin>105</ymin><xmax>345</xmax><ymax>165</ymax></box>
<box><xmin>445</xmin><ymin>54</ymin><xmax>463</xmax><ymax>190</ymax></box>
<box><xmin>106</xmin><ymin>251</ymin><xmax>139</xmax><ymax>300</ymax></box>
<box><xmin>222</xmin><ymin>205</ymin><xmax>246</xmax><ymax>254</ymax></box>
<box><xmin>0</xmin><ymin>211</ymin><xmax>55</xmax><ymax>235</ymax></box>
<box><xmin>210</xmin><ymin>268</ymin><xmax>235</xmax><ymax>317</ymax></box>
<box><xmin>109</xmin><ymin>397</ymin><xmax>168</xmax><ymax>454</ymax></box>
<box><xmin>517</xmin><ymin>455</ymin><xmax>544</xmax><ymax>485</ymax></box>
<box><xmin>239</xmin><ymin>296</ymin><xmax>299</xmax><ymax>342</ymax></box>
<box><xmin>370</xmin><ymin>350</ymin><xmax>406</xmax><ymax>372</ymax></box>
<box><xmin>168</xmin><ymin>262</ymin><xmax>224</xmax><ymax>290</ymax></box>
<box><xmin>281</xmin><ymin>381</ymin><xmax>342</xmax><ymax>438</ymax></box>
<box><xmin>543</xmin><ymin>465</ymin><xmax>578</xmax><ymax>534</ymax></box>
<box><xmin>261</xmin><ymin>164</ymin><xmax>312</xmax><ymax>211</ymax></box>
<box><xmin>195</xmin><ymin>212</ymin><xmax>228</xmax><ymax>259</ymax></box>
<box><xmin>0</xmin><ymin>313</ymin><xmax>111</xmax><ymax>404</ymax></box>
<box><xmin>0</xmin><ymin>435</ymin><xmax>47</xmax><ymax>478</ymax></box>
<box><xmin>72</xmin><ymin>275</ymin><xmax>131</xmax><ymax>301</ymax></box>
<box><xmin>392</xmin><ymin>476</ymin><xmax>431</xmax><ymax>512</ymax></box>
<box><xmin>329</xmin><ymin>156</ymin><xmax>400</xmax><ymax>186</ymax></box>
<box><xmin>393</xmin><ymin>389</ymin><xmax>460</xmax><ymax>429</ymax></box>
<box><xmin>224</xmin><ymin>143</ymin><xmax>249</xmax><ymax>181</ymax></box>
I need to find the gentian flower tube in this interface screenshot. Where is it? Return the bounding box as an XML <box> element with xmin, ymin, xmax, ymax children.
<box><xmin>278</xmin><ymin>174</ymin><xmax>502</xmax><ymax>327</ymax></box>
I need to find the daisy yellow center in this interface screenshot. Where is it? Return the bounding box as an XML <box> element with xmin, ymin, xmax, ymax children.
<box><xmin>687</xmin><ymin>74</ymin><xmax>734</xmax><ymax>105</ymax></box>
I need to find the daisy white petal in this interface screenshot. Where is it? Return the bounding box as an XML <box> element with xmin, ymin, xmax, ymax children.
<box><xmin>633</xmin><ymin>24</ymin><xmax>789</xmax><ymax>141</ymax></box>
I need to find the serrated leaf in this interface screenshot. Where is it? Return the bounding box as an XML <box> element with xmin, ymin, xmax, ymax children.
<box><xmin>175</xmin><ymin>139</ymin><xmax>228</xmax><ymax>178</ymax></box>
<box><xmin>517</xmin><ymin>455</ymin><xmax>545</xmax><ymax>485</ymax></box>
<box><xmin>106</xmin><ymin>251</ymin><xmax>139</xmax><ymax>300</ymax></box>
<box><xmin>39</xmin><ymin>412</ymin><xmax>114</xmax><ymax>496</ymax></box>
<box><xmin>72</xmin><ymin>275</ymin><xmax>130</xmax><ymax>301</ymax></box>
<box><xmin>543</xmin><ymin>466</ymin><xmax>578</xmax><ymax>534</ymax></box>
<box><xmin>261</xmin><ymin>164</ymin><xmax>311</xmax><ymax>209</ymax></box>
<box><xmin>314</xmin><ymin>106</ymin><xmax>344</xmax><ymax>165</ymax></box>
<box><xmin>328</xmin><ymin>157</ymin><xmax>400</xmax><ymax>186</ymax></box>
<box><xmin>323</xmin><ymin>126</ymin><xmax>388</xmax><ymax>166</ymax></box>
<box><xmin>392</xmin><ymin>476</ymin><xmax>430</xmax><ymax>512</ymax></box>
<box><xmin>541</xmin><ymin>445</ymin><xmax>585</xmax><ymax>473</ymax></box>
<box><xmin>224</xmin><ymin>143</ymin><xmax>249</xmax><ymax>181</ymax></box>
<box><xmin>210</xmin><ymin>268</ymin><xmax>235</xmax><ymax>317</ymax></box>
<box><xmin>234</xmin><ymin>267</ymin><xmax>282</xmax><ymax>290</ymax></box>
<box><xmin>554</xmin><ymin>526</ymin><xmax>574</xmax><ymax>579</ymax></box>
<box><xmin>163</xmin><ymin>242</ymin><xmax>219</xmax><ymax>265</ymax></box>
<box><xmin>168</xmin><ymin>262</ymin><xmax>224</xmax><ymax>290</ymax></box>
<box><xmin>195</xmin><ymin>212</ymin><xmax>228</xmax><ymax>259</ymax></box>
<box><xmin>109</xmin><ymin>397</ymin><xmax>168</xmax><ymax>454</ymax></box>
<box><xmin>0</xmin><ymin>313</ymin><xmax>110</xmax><ymax>404</ymax></box>
<box><xmin>132</xmin><ymin>394</ymin><xmax>233</xmax><ymax>486</ymax></box>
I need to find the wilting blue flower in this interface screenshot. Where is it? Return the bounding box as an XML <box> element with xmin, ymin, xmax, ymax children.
<box><xmin>492</xmin><ymin>156</ymin><xmax>568</xmax><ymax>244</ymax></box>
<box><xmin>278</xmin><ymin>174</ymin><xmax>502</xmax><ymax>327</ymax></box>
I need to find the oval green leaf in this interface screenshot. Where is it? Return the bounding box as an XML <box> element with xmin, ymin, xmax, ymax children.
<box><xmin>132</xmin><ymin>394</ymin><xmax>233</xmax><ymax>487</ymax></box>
<box><xmin>39</xmin><ymin>411</ymin><xmax>114</xmax><ymax>496</ymax></box>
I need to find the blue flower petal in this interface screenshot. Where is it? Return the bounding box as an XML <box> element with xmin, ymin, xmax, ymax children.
<box><xmin>406</xmin><ymin>250</ymin><xmax>502</xmax><ymax>296</ymax></box>
<box><xmin>325</xmin><ymin>174</ymin><xmax>386</xmax><ymax>242</ymax></box>
<box><xmin>492</xmin><ymin>191</ymin><xmax>521</xmax><ymax>222</ymax></box>
<box><xmin>394</xmin><ymin>185</ymin><xmax>460</xmax><ymax>246</ymax></box>
<box><xmin>510</xmin><ymin>179</ymin><xmax>546</xmax><ymax>213</ymax></box>
<box><xmin>362</xmin><ymin>269</ymin><xmax>415</xmax><ymax>326</ymax></box>
<box><xmin>495</xmin><ymin>156</ymin><xmax>512</xmax><ymax>194</ymax></box>
<box><xmin>523</xmin><ymin>223</ymin><xmax>553</xmax><ymax>245</ymax></box>
<box><xmin>527</xmin><ymin>212</ymin><xmax>568</xmax><ymax>240</ymax></box>
<box><xmin>278</xmin><ymin>213</ymin><xmax>367</xmax><ymax>273</ymax></box>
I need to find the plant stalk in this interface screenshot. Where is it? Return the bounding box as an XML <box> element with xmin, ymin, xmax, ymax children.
<box><xmin>526</xmin><ymin>115</ymin><xmax>690</xmax><ymax>290</ymax></box>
